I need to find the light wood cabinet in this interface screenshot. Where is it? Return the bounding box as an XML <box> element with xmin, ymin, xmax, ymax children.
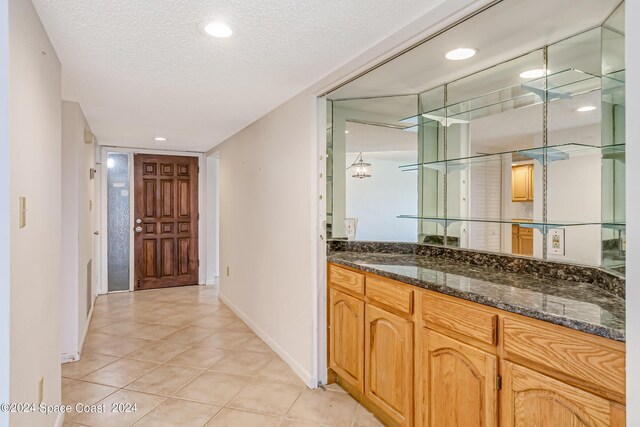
<box><xmin>421</xmin><ymin>330</ymin><xmax>497</xmax><ymax>427</ymax></box>
<box><xmin>501</xmin><ymin>361</ymin><xmax>625</xmax><ymax>427</ymax></box>
<box><xmin>512</xmin><ymin>164</ymin><xmax>534</xmax><ymax>202</ymax></box>
<box><xmin>365</xmin><ymin>303</ymin><xmax>413</xmax><ymax>426</ymax></box>
<box><xmin>327</xmin><ymin>264</ymin><xmax>626</xmax><ymax>427</ymax></box>
<box><xmin>512</xmin><ymin>225</ymin><xmax>533</xmax><ymax>256</ymax></box>
<box><xmin>329</xmin><ymin>288</ymin><xmax>365</xmax><ymax>393</ymax></box>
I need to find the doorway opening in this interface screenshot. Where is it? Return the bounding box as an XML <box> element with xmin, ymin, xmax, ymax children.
<box><xmin>102</xmin><ymin>149</ymin><xmax>204</xmax><ymax>294</ymax></box>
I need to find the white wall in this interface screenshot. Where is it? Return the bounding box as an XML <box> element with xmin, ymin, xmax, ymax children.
<box><xmin>626</xmin><ymin>1</ymin><xmax>639</xmax><ymax>424</ymax></box>
<box><xmin>60</xmin><ymin>101</ymin><xmax>95</xmax><ymax>360</ymax></box>
<box><xmin>8</xmin><ymin>0</ymin><xmax>62</xmax><ymax>425</ymax></box>
<box><xmin>215</xmin><ymin>92</ymin><xmax>318</xmax><ymax>387</ymax></box>
<box><xmin>0</xmin><ymin>1</ymin><xmax>10</xmax><ymax>426</ymax></box>
<box><xmin>345</xmin><ymin>152</ymin><xmax>417</xmax><ymax>242</ymax></box>
<box><xmin>205</xmin><ymin>154</ymin><xmax>220</xmax><ymax>285</ymax></box>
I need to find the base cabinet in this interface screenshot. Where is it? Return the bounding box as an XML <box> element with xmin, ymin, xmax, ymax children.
<box><xmin>327</xmin><ymin>264</ymin><xmax>626</xmax><ymax>427</ymax></box>
<box><xmin>329</xmin><ymin>288</ymin><xmax>365</xmax><ymax>393</ymax></box>
<box><xmin>421</xmin><ymin>330</ymin><xmax>497</xmax><ymax>427</ymax></box>
<box><xmin>365</xmin><ymin>304</ymin><xmax>413</xmax><ymax>426</ymax></box>
<box><xmin>501</xmin><ymin>361</ymin><xmax>625</xmax><ymax>427</ymax></box>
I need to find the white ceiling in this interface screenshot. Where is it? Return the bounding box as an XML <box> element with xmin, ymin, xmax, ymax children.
<box><xmin>328</xmin><ymin>0</ymin><xmax>621</xmax><ymax>100</ymax></box>
<box><xmin>31</xmin><ymin>0</ymin><xmax>449</xmax><ymax>152</ymax></box>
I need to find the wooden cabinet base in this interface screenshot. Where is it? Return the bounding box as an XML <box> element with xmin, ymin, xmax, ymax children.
<box><xmin>327</xmin><ymin>264</ymin><xmax>626</xmax><ymax>427</ymax></box>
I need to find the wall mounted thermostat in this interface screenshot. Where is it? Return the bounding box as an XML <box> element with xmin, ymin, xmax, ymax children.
<box><xmin>548</xmin><ymin>228</ymin><xmax>565</xmax><ymax>255</ymax></box>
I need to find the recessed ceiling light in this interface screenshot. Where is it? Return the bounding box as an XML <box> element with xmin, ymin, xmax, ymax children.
<box><xmin>345</xmin><ymin>130</ymin><xmax>349</xmax><ymax>134</ymax></box>
<box><xmin>201</xmin><ymin>21</ymin><xmax>233</xmax><ymax>38</ymax></box>
<box><xmin>577</xmin><ymin>105</ymin><xmax>597</xmax><ymax>112</ymax></box>
<box><xmin>519</xmin><ymin>69</ymin><xmax>550</xmax><ymax>79</ymax></box>
<box><xmin>154</xmin><ymin>137</ymin><xmax>167</xmax><ymax>141</ymax></box>
<box><xmin>445</xmin><ymin>48</ymin><xmax>477</xmax><ymax>61</ymax></box>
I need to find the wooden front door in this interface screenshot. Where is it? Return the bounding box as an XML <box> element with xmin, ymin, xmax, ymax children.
<box><xmin>134</xmin><ymin>154</ymin><xmax>199</xmax><ymax>290</ymax></box>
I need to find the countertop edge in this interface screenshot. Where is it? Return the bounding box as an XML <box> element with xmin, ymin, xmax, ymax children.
<box><xmin>327</xmin><ymin>256</ymin><xmax>626</xmax><ymax>343</ymax></box>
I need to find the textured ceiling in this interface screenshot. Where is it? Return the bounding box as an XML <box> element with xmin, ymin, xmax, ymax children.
<box><xmin>31</xmin><ymin>0</ymin><xmax>449</xmax><ymax>151</ymax></box>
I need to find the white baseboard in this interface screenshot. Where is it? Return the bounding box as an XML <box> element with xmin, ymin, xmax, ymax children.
<box><xmin>61</xmin><ymin>296</ymin><xmax>95</xmax><ymax>364</ymax></box>
<box><xmin>79</xmin><ymin>298</ymin><xmax>96</xmax><ymax>353</ymax></box>
<box><xmin>54</xmin><ymin>411</ymin><xmax>65</xmax><ymax>427</ymax></box>
<box><xmin>60</xmin><ymin>352</ymin><xmax>79</xmax><ymax>363</ymax></box>
<box><xmin>219</xmin><ymin>294</ymin><xmax>316</xmax><ymax>389</ymax></box>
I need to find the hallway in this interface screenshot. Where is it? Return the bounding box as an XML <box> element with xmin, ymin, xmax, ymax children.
<box><xmin>61</xmin><ymin>286</ymin><xmax>382</xmax><ymax>427</ymax></box>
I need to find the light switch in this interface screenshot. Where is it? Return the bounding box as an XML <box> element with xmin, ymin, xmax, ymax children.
<box><xmin>19</xmin><ymin>197</ymin><xmax>26</xmax><ymax>228</ymax></box>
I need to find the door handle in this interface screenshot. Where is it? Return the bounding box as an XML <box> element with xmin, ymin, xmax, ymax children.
<box><xmin>135</xmin><ymin>226</ymin><xmax>143</xmax><ymax>233</ymax></box>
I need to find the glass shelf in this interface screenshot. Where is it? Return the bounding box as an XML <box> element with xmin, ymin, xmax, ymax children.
<box><xmin>400</xmin><ymin>69</ymin><xmax>607</xmax><ymax>130</ymax></box>
<box><xmin>521</xmin><ymin>68</ymin><xmax>604</xmax><ymax>100</ymax></box>
<box><xmin>602</xmin><ymin>222</ymin><xmax>626</xmax><ymax>230</ymax></box>
<box><xmin>399</xmin><ymin>143</ymin><xmax>625</xmax><ymax>172</ymax></box>
<box><xmin>397</xmin><ymin>215</ymin><xmax>605</xmax><ymax>231</ymax></box>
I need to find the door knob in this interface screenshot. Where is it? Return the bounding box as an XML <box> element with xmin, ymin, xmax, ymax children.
<box><xmin>135</xmin><ymin>226</ymin><xmax>143</xmax><ymax>233</ymax></box>
<box><xmin>136</xmin><ymin>218</ymin><xmax>142</xmax><ymax>224</ymax></box>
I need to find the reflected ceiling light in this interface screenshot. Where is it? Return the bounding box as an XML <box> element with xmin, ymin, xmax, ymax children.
<box><xmin>519</xmin><ymin>69</ymin><xmax>550</xmax><ymax>79</ymax></box>
<box><xmin>345</xmin><ymin>130</ymin><xmax>349</xmax><ymax>134</ymax></box>
<box><xmin>348</xmin><ymin>153</ymin><xmax>372</xmax><ymax>179</ymax></box>
<box><xmin>154</xmin><ymin>137</ymin><xmax>167</xmax><ymax>141</ymax></box>
<box><xmin>201</xmin><ymin>21</ymin><xmax>233</xmax><ymax>38</ymax></box>
<box><xmin>445</xmin><ymin>48</ymin><xmax>477</xmax><ymax>61</ymax></box>
<box><xmin>107</xmin><ymin>158</ymin><xmax>115</xmax><ymax>169</ymax></box>
<box><xmin>577</xmin><ymin>105</ymin><xmax>597</xmax><ymax>112</ymax></box>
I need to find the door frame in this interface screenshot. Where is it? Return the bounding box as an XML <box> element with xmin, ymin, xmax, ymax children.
<box><xmin>99</xmin><ymin>146</ymin><xmax>206</xmax><ymax>294</ymax></box>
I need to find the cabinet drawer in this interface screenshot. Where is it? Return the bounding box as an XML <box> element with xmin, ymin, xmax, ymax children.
<box><xmin>518</xmin><ymin>227</ymin><xmax>533</xmax><ymax>236</ymax></box>
<box><xmin>423</xmin><ymin>294</ymin><xmax>497</xmax><ymax>345</ymax></box>
<box><xmin>501</xmin><ymin>317</ymin><xmax>625</xmax><ymax>399</ymax></box>
<box><xmin>329</xmin><ymin>264</ymin><xmax>364</xmax><ymax>295</ymax></box>
<box><xmin>366</xmin><ymin>275</ymin><xmax>413</xmax><ymax>315</ymax></box>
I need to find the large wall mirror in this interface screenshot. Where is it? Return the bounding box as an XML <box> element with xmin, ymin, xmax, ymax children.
<box><xmin>326</xmin><ymin>0</ymin><xmax>626</xmax><ymax>275</ymax></box>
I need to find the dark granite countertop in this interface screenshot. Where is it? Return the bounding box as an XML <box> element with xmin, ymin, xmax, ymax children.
<box><xmin>327</xmin><ymin>251</ymin><xmax>625</xmax><ymax>342</ymax></box>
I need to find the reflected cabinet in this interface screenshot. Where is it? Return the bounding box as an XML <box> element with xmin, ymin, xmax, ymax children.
<box><xmin>326</xmin><ymin>1</ymin><xmax>626</xmax><ymax>275</ymax></box>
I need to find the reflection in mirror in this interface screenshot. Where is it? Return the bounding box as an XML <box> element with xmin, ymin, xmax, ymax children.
<box><xmin>601</xmin><ymin>2</ymin><xmax>626</xmax><ymax>274</ymax></box>
<box><xmin>330</xmin><ymin>96</ymin><xmax>418</xmax><ymax>241</ymax></box>
<box><xmin>325</xmin><ymin>0</ymin><xmax>626</xmax><ymax>274</ymax></box>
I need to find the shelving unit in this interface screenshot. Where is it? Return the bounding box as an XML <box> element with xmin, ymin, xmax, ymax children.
<box><xmin>397</xmin><ymin>215</ymin><xmax>610</xmax><ymax>233</ymax></box>
<box><xmin>399</xmin><ymin>143</ymin><xmax>625</xmax><ymax>172</ymax></box>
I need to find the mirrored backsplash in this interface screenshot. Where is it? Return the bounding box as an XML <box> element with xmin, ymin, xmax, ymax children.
<box><xmin>326</xmin><ymin>0</ymin><xmax>626</xmax><ymax>275</ymax></box>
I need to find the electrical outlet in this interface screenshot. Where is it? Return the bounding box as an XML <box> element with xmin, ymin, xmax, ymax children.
<box><xmin>548</xmin><ymin>229</ymin><xmax>565</xmax><ymax>255</ymax></box>
<box><xmin>38</xmin><ymin>377</ymin><xmax>44</xmax><ymax>404</ymax></box>
<box><xmin>19</xmin><ymin>197</ymin><xmax>26</xmax><ymax>228</ymax></box>
<box><xmin>226</xmin><ymin>266</ymin><xmax>230</xmax><ymax>277</ymax></box>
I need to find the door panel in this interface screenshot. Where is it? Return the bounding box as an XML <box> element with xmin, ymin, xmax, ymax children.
<box><xmin>422</xmin><ymin>329</ymin><xmax>497</xmax><ymax>427</ymax></box>
<box><xmin>512</xmin><ymin>165</ymin><xmax>529</xmax><ymax>202</ymax></box>
<box><xmin>501</xmin><ymin>361</ymin><xmax>618</xmax><ymax>427</ymax></box>
<box><xmin>329</xmin><ymin>288</ymin><xmax>365</xmax><ymax>392</ymax></box>
<box><xmin>134</xmin><ymin>154</ymin><xmax>199</xmax><ymax>290</ymax></box>
<box><xmin>365</xmin><ymin>303</ymin><xmax>413</xmax><ymax>426</ymax></box>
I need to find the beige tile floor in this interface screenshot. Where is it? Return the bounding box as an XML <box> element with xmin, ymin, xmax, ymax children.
<box><xmin>62</xmin><ymin>285</ymin><xmax>384</xmax><ymax>427</ymax></box>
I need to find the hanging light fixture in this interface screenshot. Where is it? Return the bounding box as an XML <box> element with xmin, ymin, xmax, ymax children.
<box><xmin>349</xmin><ymin>152</ymin><xmax>372</xmax><ymax>179</ymax></box>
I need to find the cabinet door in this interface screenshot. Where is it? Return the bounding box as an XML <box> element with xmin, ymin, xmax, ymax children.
<box><xmin>519</xmin><ymin>234</ymin><xmax>533</xmax><ymax>256</ymax></box>
<box><xmin>512</xmin><ymin>165</ymin><xmax>530</xmax><ymax>202</ymax></box>
<box><xmin>422</xmin><ymin>329</ymin><xmax>497</xmax><ymax>427</ymax></box>
<box><xmin>527</xmin><ymin>164</ymin><xmax>534</xmax><ymax>201</ymax></box>
<box><xmin>501</xmin><ymin>361</ymin><xmax>623</xmax><ymax>427</ymax></box>
<box><xmin>512</xmin><ymin>225</ymin><xmax>520</xmax><ymax>255</ymax></box>
<box><xmin>365</xmin><ymin>304</ymin><xmax>413</xmax><ymax>426</ymax></box>
<box><xmin>330</xmin><ymin>288</ymin><xmax>365</xmax><ymax>392</ymax></box>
